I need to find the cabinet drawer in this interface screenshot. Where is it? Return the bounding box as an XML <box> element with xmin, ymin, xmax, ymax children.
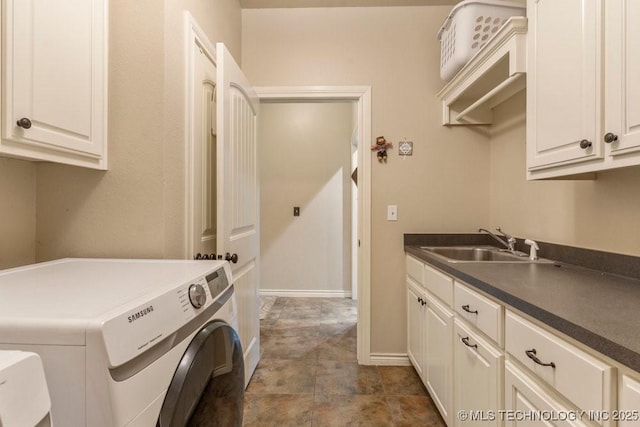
<box><xmin>505</xmin><ymin>310</ymin><xmax>614</xmax><ymax>416</ymax></box>
<box><xmin>424</xmin><ymin>264</ymin><xmax>453</xmax><ymax>307</ymax></box>
<box><xmin>406</xmin><ymin>255</ymin><xmax>424</xmax><ymax>286</ymax></box>
<box><xmin>454</xmin><ymin>281</ymin><xmax>503</xmax><ymax>346</ymax></box>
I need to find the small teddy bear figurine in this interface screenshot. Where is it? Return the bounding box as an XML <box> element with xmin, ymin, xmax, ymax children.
<box><xmin>371</xmin><ymin>136</ymin><xmax>393</xmax><ymax>163</ymax></box>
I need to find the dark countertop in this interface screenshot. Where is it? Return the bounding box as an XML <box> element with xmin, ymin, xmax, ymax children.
<box><xmin>405</xmin><ymin>234</ymin><xmax>640</xmax><ymax>373</ymax></box>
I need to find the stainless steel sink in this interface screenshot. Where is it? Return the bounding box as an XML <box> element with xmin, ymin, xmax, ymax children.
<box><xmin>419</xmin><ymin>246</ymin><xmax>540</xmax><ymax>263</ymax></box>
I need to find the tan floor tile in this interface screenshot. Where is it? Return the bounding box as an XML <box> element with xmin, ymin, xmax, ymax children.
<box><xmin>246</xmin><ymin>297</ymin><xmax>437</xmax><ymax>426</ymax></box>
<box><xmin>283</xmin><ymin>297</ymin><xmax>322</xmax><ymax>309</ymax></box>
<box><xmin>260</xmin><ymin>334</ymin><xmax>320</xmax><ymax>360</ymax></box>
<box><xmin>320</xmin><ymin>304</ymin><xmax>357</xmax><ymax>321</ymax></box>
<box><xmin>378</xmin><ymin>366</ymin><xmax>428</xmax><ymax>396</ymax></box>
<box><xmin>319</xmin><ymin>297</ymin><xmax>357</xmax><ymax>307</ymax></box>
<box><xmin>318</xmin><ymin>319</ymin><xmax>357</xmax><ymax>337</ymax></box>
<box><xmin>312</xmin><ymin>394</ymin><xmax>394</xmax><ymax>426</ymax></box>
<box><xmin>242</xmin><ymin>394</ymin><xmax>313</xmax><ymax>427</ymax></box>
<box><xmin>261</xmin><ymin>317</ymin><xmax>320</xmax><ymax>337</ymax></box>
<box><xmin>317</xmin><ymin>334</ymin><xmax>357</xmax><ymax>360</ymax></box>
<box><xmin>279</xmin><ymin>306</ymin><xmax>322</xmax><ymax>320</ymax></box>
<box><xmin>386</xmin><ymin>395</ymin><xmax>446</xmax><ymax>427</ymax></box>
<box><xmin>315</xmin><ymin>360</ymin><xmax>384</xmax><ymax>395</ymax></box>
<box><xmin>246</xmin><ymin>359</ymin><xmax>316</xmax><ymax>395</ymax></box>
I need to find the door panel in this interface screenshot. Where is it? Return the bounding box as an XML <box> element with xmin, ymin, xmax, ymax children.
<box><xmin>606</xmin><ymin>0</ymin><xmax>640</xmax><ymax>156</ymax></box>
<box><xmin>191</xmin><ymin>45</ymin><xmax>217</xmax><ymax>257</ymax></box>
<box><xmin>4</xmin><ymin>0</ymin><xmax>105</xmax><ymax>156</ymax></box>
<box><xmin>216</xmin><ymin>43</ymin><xmax>260</xmax><ymax>386</ymax></box>
<box><xmin>527</xmin><ymin>0</ymin><xmax>603</xmax><ymax>169</ymax></box>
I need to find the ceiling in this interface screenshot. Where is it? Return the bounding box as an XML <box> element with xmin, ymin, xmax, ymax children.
<box><xmin>240</xmin><ymin>0</ymin><xmax>458</xmax><ymax>8</ymax></box>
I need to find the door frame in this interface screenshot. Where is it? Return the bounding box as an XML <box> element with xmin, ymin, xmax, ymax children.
<box><xmin>184</xmin><ymin>13</ymin><xmax>217</xmax><ymax>259</ymax></box>
<box><xmin>255</xmin><ymin>86</ymin><xmax>372</xmax><ymax>365</ymax></box>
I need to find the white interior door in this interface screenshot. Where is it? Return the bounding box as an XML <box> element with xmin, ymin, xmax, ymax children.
<box><xmin>190</xmin><ymin>44</ymin><xmax>217</xmax><ymax>258</ymax></box>
<box><xmin>216</xmin><ymin>43</ymin><xmax>260</xmax><ymax>385</ymax></box>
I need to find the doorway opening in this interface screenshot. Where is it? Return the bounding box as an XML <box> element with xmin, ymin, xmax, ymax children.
<box><xmin>255</xmin><ymin>87</ymin><xmax>372</xmax><ymax>364</ymax></box>
<box><xmin>259</xmin><ymin>100</ymin><xmax>355</xmax><ymax>299</ymax></box>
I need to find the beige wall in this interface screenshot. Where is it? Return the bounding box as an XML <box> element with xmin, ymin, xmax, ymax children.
<box><xmin>490</xmin><ymin>92</ymin><xmax>640</xmax><ymax>256</ymax></box>
<box><xmin>35</xmin><ymin>0</ymin><xmax>242</xmax><ymax>261</ymax></box>
<box><xmin>260</xmin><ymin>102</ymin><xmax>353</xmax><ymax>294</ymax></box>
<box><xmin>242</xmin><ymin>7</ymin><xmax>491</xmax><ymax>355</ymax></box>
<box><xmin>0</xmin><ymin>158</ymin><xmax>36</xmax><ymax>268</ymax></box>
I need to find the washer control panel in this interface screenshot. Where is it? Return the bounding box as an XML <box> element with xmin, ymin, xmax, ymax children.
<box><xmin>101</xmin><ymin>262</ymin><xmax>232</xmax><ymax>368</ymax></box>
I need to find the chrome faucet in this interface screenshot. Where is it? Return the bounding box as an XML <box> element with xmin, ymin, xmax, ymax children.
<box><xmin>478</xmin><ymin>227</ymin><xmax>517</xmax><ymax>252</ymax></box>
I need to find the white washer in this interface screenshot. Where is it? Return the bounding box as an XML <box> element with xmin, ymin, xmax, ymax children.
<box><xmin>0</xmin><ymin>259</ymin><xmax>243</xmax><ymax>427</ymax></box>
<box><xmin>0</xmin><ymin>350</ymin><xmax>52</xmax><ymax>427</ymax></box>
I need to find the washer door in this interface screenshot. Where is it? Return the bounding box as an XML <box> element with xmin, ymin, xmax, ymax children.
<box><xmin>157</xmin><ymin>320</ymin><xmax>244</xmax><ymax>427</ymax></box>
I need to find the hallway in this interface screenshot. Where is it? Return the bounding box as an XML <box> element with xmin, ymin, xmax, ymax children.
<box><xmin>242</xmin><ymin>297</ymin><xmax>446</xmax><ymax>426</ymax></box>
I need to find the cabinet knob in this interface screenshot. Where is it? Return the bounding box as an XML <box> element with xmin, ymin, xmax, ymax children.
<box><xmin>16</xmin><ymin>118</ymin><xmax>32</xmax><ymax>129</ymax></box>
<box><xmin>604</xmin><ymin>133</ymin><xmax>618</xmax><ymax>143</ymax></box>
<box><xmin>579</xmin><ymin>139</ymin><xmax>592</xmax><ymax>149</ymax></box>
<box><xmin>225</xmin><ymin>252</ymin><xmax>238</xmax><ymax>264</ymax></box>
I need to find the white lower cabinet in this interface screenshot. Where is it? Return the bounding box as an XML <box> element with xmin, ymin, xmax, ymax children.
<box><xmin>425</xmin><ymin>293</ymin><xmax>454</xmax><ymax>426</ymax></box>
<box><xmin>406</xmin><ymin>256</ymin><xmax>454</xmax><ymax>424</ymax></box>
<box><xmin>454</xmin><ymin>318</ymin><xmax>503</xmax><ymax>427</ymax></box>
<box><xmin>619</xmin><ymin>375</ymin><xmax>640</xmax><ymax>427</ymax></box>
<box><xmin>407</xmin><ymin>278</ymin><xmax>426</xmax><ymax>378</ymax></box>
<box><xmin>505</xmin><ymin>360</ymin><xmax>589</xmax><ymax>427</ymax></box>
<box><xmin>405</xmin><ymin>254</ymin><xmax>635</xmax><ymax>427</ymax></box>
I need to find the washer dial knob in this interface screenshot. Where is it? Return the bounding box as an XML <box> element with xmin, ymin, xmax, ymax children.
<box><xmin>188</xmin><ymin>284</ymin><xmax>207</xmax><ymax>308</ymax></box>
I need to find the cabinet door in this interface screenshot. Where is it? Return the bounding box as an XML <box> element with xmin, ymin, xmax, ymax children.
<box><xmin>619</xmin><ymin>375</ymin><xmax>640</xmax><ymax>427</ymax></box>
<box><xmin>425</xmin><ymin>293</ymin><xmax>454</xmax><ymax>426</ymax></box>
<box><xmin>407</xmin><ymin>279</ymin><xmax>425</xmax><ymax>378</ymax></box>
<box><xmin>605</xmin><ymin>0</ymin><xmax>640</xmax><ymax>157</ymax></box>
<box><xmin>505</xmin><ymin>361</ymin><xmax>589</xmax><ymax>427</ymax></box>
<box><xmin>526</xmin><ymin>0</ymin><xmax>603</xmax><ymax>171</ymax></box>
<box><xmin>1</xmin><ymin>0</ymin><xmax>107</xmax><ymax>169</ymax></box>
<box><xmin>454</xmin><ymin>319</ymin><xmax>503</xmax><ymax>427</ymax></box>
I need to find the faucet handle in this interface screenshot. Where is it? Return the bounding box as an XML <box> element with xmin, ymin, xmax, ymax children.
<box><xmin>496</xmin><ymin>227</ymin><xmax>516</xmax><ymax>251</ymax></box>
<box><xmin>524</xmin><ymin>239</ymin><xmax>539</xmax><ymax>260</ymax></box>
<box><xmin>495</xmin><ymin>226</ymin><xmax>512</xmax><ymax>239</ymax></box>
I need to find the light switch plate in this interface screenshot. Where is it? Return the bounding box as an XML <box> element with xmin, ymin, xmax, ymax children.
<box><xmin>387</xmin><ymin>205</ymin><xmax>397</xmax><ymax>221</ymax></box>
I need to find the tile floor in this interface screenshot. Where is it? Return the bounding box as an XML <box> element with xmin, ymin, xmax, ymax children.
<box><xmin>243</xmin><ymin>297</ymin><xmax>446</xmax><ymax>426</ymax></box>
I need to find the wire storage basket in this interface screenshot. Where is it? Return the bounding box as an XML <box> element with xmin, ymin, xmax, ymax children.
<box><xmin>437</xmin><ymin>0</ymin><xmax>526</xmax><ymax>81</ymax></box>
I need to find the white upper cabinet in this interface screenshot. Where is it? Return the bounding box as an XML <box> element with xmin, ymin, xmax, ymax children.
<box><xmin>1</xmin><ymin>0</ymin><xmax>108</xmax><ymax>169</ymax></box>
<box><xmin>526</xmin><ymin>0</ymin><xmax>603</xmax><ymax>175</ymax></box>
<box><xmin>605</xmin><ymin>0</ymin><xmax>640</xmax><ymax>158</ymax></box>
<box><xmin>527</xmin><ymin>0</ymin><xmax>640</xmax><ymax>179</ymax></box>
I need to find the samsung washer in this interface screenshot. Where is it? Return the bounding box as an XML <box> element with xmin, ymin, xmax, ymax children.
<box><xmin>0</xmin><ymin>259</ymin><xmax>243</xmax><ymax>427</ymax></box>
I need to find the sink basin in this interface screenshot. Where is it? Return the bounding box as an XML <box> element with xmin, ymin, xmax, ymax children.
<box><xmin>420</xmin><ymin>246</ymin><xmax>535</xmax><ymax>263</ymax></box>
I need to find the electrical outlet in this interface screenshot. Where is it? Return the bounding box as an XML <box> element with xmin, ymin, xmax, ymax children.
<box><xmin>387</xmin><ymin>205</ymin><xmax>397</xmax><ymax>221</ymax></box>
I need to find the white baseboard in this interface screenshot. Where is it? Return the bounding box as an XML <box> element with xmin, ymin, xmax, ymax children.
<box><xmin>369</xmin><ymin>353</ymin><xmax>412</xmax><ymax>366</ymax></box>
<box><xmin>260</xmin><ymin>289</ymin><xmax>353</xmax><ymax>298</ymax></box>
